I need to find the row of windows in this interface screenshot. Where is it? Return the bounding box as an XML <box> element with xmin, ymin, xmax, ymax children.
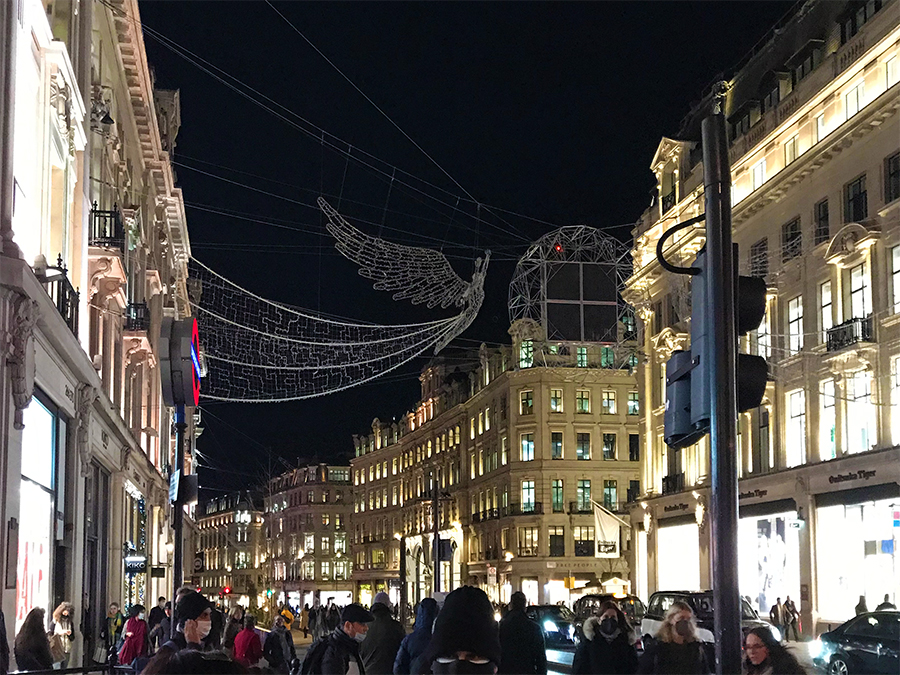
<box><xmin>519</xmin><ymin>431</ymin><xmax>639</xmax><ymax>462</ymax></box>
<box><xmin>276</xmin><ymin>559</ymin><xmax>351</xmax><ymax>582</ymax></box>
<box><xmin>520</xmin><ymin>388</ymin><xmax>639</xmax><ymax>416</ymax></box>
<box><xmin>469</xmin><ymin>525</ymin><xmax>616</xmax><ymax>560</ymax></box>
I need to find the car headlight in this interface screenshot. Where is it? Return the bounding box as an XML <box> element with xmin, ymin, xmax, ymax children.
<box><xmin>544</xmin><ymin>620</ymin><xmax>557</xmax><ymax>633</ymax></box>
<box><xmin>808</xmin><ymin>639</ymin><xmax>823</xmax><ymax>660</ymax></box>
<box><xmin>768</xmin><ymin>625</ymin><xmax>781</xmax><ymax>642</ymax></box>
<box><xmin>568</xmin><ymin>625</ymin><xmax>575</xmax><ymax>639</ymax></box>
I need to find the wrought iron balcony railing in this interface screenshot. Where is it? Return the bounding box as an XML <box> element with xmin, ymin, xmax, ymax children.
<box><xmin>35</xmin><ymin>255</ymin><xmax>79</xmax><ymax>336</ymax></box>
<box><xmin>569</xmin><ymin>502</ymin><xmax>592</xmax><ymax>515</ymax></box>
<box><xmin>662</xmin><ymin>472</ymin><xmax>685</xmax><ymax>495</ymax></box>
<box><xmin>662</xmin><ymin>189</ymin><xmax>677</xmax><ymax>214</ymax></box>
<box><xmin>89</xmin><ymin>203</ymin><xmax>125</xmax><ymax>249</ymax></box>
<box><xmin>826</xmin><ymin>316</ymin><xmax>873</xmax><ymax>352</ymax></box>
<box><xmin>125</xmin><ymin>302</ymin><xmax>150</xmax><ymax>332</ymax></box>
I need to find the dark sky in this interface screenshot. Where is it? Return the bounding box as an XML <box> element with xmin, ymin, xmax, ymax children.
<box><xmin>137</xmin><ymin>0</ymin><xmax>795</xmax><ymax>494</ymax></box>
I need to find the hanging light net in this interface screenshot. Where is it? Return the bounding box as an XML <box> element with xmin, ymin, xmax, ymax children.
<box><xmin>189</xmin><ymin>199</ymin><xmax>490</xmax><ymax>402</ymax></box>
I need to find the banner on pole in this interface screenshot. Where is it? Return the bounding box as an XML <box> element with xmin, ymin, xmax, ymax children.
<box><xmin>593</xmin><ymin>501</ymin><xmax>620</xmax><ymax>558</ymax></box>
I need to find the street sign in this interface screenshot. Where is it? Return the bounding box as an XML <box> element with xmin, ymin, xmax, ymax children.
<box><xmin>487</xmin><ymin>566</ymin><xmax>497</xmax><ymax>586</ymax></box>
<box><xmin>193</xmin><ymin>552</ymin><xmax>205</xmax><ymax>573</ymax></box>
<box><xmin>169</xmin><ymin>470</ymin><xmax>180</xmax><ymax>503</ymax></box>
<box><xmin>161</xmin><ymin>317</ymin><xmax>201</xmax><ymax>407</ymax></box>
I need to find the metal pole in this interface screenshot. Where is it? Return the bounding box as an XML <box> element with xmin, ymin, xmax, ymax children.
<box><xmin>432</xmin><ymin>474</ymin><xmax>441</xmax><ymax>595</ymax></box>
<box><xmin>701</xmin><ymin>111</ymin><xmax>741</xmax><ymax>675</ymax></box>
<box><xmin>171</xmin><ymin>404</ymin><xmax>186</xmax><ymax>637</ymax></box>
<box><xmin>399</xmin><ymin>537</ymin><xmax>407</xmax><ymax>625</ymax></box>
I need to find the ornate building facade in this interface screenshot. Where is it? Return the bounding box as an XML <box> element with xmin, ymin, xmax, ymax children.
<box><xmin>1</xmin><ymin>0</ymin><xmax>197</xmax><ymax>664</ymax></box>
<box><xmin>623</xmin><ymin>0</ymin><xmax>899</xmax><ymax>637</ymax></box>
<box><xmin>264</xmin><ymin>465</ymin><xmax>354</xmax><ymax>610</ymax></box>
<box><xmin>351</xmin><ymin>333</ymin><xmax>641</xmax><ymax>608</ymax></box>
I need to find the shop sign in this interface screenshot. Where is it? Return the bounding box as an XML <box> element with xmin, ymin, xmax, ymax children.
<box><xmin>487</xmin><ymin>566</ymin><xmax>497</xmax><ymax>585</ymax></box>
<box><xmin>663</xmin><ymin>503</ymin><xmax>689</xmax><ymax>513</ymax></box>
<box><xmin>828</xmin><ymin>469</ymin><xmax>876</xmax><ymax>484</ymax></box>
<box><xmin>739</xmin><ymin>489</ymin><xmax>769</xmax><ymax>500</ymax></box>
<box><xmin>125</xmin><ymin>555</ymin><xmax>147</xmax><ymax>575</ymax></box>
<box><xmin>150</xmin><ymin>566</ymin><xmax>166</xmax><ymax>578</ymax></box>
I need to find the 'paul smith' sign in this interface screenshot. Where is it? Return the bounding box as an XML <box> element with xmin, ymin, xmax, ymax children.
<box><xmin>740</xmin><ymin>489</ymin><xmax>769</xmax><ymax>500</ymax></box>
<box><xmin>829</xmin><ymin>469</ymin><xmax>876</xmax><ymax>484</ymax></box>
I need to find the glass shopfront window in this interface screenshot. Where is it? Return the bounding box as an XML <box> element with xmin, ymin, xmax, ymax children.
<box><xmin>16</xmin><ymin>395</ymin><xmax>64</xmax><ymax>632</ymax></box>
<box><xmin>816</xmin><ymin>496</ymin><xmax>896</xmax><ymax>620</ymax></box>
<box><xmin>738</xmin><ymin>511</ymin><xmax>801</xmax><ymax>617</ymax></box>
<box><xmin>656</xmin><ymin>522</ymin><xmax>700</xmax><ymax>591</ymax></box>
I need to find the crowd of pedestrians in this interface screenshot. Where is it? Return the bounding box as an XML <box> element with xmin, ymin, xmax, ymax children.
<box><xmin>5</xmin><ymin>586</ymin><xmax>817</xmax><ymax>675</ymax></box>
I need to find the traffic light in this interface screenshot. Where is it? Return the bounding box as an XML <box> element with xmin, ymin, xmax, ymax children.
<box><xmin>664</xmin><ymin>246</ymin><xmax>768</xmax><ymax>449</ymax></box>
<box><xmin>223</xmin><ymin>586</ymin><xmax>231</xmax><ymax>595</ymax></box>
<box><xmin>266</xmin><ymin>588</ymin><xmax>273</xmax><ymax>598</ymax></box>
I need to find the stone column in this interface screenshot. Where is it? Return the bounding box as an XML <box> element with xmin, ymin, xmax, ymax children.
<box><xmin>0</xmin><ymin>0</ymin><xmax>21</xmax><ymax>260</ymax></box>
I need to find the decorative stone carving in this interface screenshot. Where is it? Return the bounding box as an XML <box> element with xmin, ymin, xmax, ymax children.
<box><xmin>76</xmin><ymin>384</ymin><xmax>100</xmax><ymax>477</ymax></box>
<box><xmin>652</xmin><ymin>327</ymin><xmax>690</xmax><ymax>361</ymax></box>
<box><xmin>4</xmin><ymin>292</ymin><xmax>40</xmax><ymax>430</ymax></box>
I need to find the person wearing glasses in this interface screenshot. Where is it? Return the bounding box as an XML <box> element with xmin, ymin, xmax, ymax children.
<box><xmin>742</xmin><ymin>627</ymin><xmax>805</xmax><ymax>675</ymax></box>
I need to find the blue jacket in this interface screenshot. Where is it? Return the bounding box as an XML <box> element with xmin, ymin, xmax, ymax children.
<box><xmin>393</xmin><ymin>600</ymin><xmax>438</xmax><ymax>675</ymax></box>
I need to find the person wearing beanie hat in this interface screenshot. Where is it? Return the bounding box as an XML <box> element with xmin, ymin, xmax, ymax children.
<box><xmin>424</xmin><ymin>586</ymin><xmax>500</xmax><ymax>675</ymax></box>
<box><xmin>498</xmin><ymin>592</ymin><xmax>546</xmax><ymax>675</ymax></box>
<box><xmin>360</xmin><ymin>594</ymin><xmax>404</xmax><ymax>675</ymax></box>
<box><xmin>320</xmin><ymin>604</ymin><xmax>375</xmax><ymax>675</ymax></box>
<box><xmin>144</xmin><ymin>591</ymin><xmax>214</xmax><ymax>670</ymax></box>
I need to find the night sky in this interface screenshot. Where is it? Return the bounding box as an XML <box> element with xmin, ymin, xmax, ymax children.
<box><xmin>137</xmin><ymin>1</ymin><xmax>795</xmax><ymax>494</ymax></box>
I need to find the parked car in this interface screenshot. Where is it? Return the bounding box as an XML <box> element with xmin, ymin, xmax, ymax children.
<box><xmin>573</xmin><ymin>593</ymin><xmax>646</xmax><ymax>644</ymax></box>
<box><xmin>810</xmin><ymin>611</ymin><xmax>899</xmax><ymax>675</ymax></box>
<box><xmin>524</xmin><ymin>604</ymin><xmax>576</xmax><ymax>647</ymax></box>
<box><xmin>640</xmin><ymin>591</ymin><xmax>780</xmax><ymax>662</ymax></box>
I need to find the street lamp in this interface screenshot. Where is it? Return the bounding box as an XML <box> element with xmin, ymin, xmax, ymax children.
<box><xmin>395</xmin><ymin>533</ymin><xmax>407</xmax><ymax>626</ymax></box>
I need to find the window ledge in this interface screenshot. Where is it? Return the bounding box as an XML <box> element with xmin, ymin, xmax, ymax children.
<box><xmin>881</xmin><ymin>312</ymin><xmax>900</xmax><ymax>328</ymax></box>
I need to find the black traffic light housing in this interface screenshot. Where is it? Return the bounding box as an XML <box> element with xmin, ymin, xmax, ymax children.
<box><xmin>664</xmin><ymin>245</ymin><xmax>769</xmax><ymax>449</ymax></box>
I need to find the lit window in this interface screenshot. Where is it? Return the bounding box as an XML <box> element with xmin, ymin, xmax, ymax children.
<box><xmin>814</xmin><ymin>112</ymin><xmax>826</xmax><ymax>143</ymax></box>
<box><xmin>849</xmin><ymin>262</ymin><xmax>871</xmax><ymax>319</ymax></box>
<box><xmin>551</xmin><ymin>479</ymin><xmax>564</xmax><ymax>513</ymax></box>
<box><xmin>752</xmin><ymin>159</ymin><xmax>766</xmax><ymax>190</ymax></box>
<box><xmin>819</xmin><ymin>380</ymin><xmax>836</xmax><ymax>461</ymax></box>
<box><xmin>520</xmin><ymin>390</ymin><xmax>534</xmax><ymax>415</ymax></box>
<box><xmin>845</xmin><ymin>80</ymin><xmax>865</xmax><ymax>118</ymax></box>
<box><xmin>521</xmin><ymin>480</ymin><xmax>535</xmax><ymax>511</ymax></box>
<box><xmin>520</xmin><ymin>433</ymin><xmax>535</xmax><ymax>461</ymax></box>
<box><xmin>470</xmin><ymin>418</ymin><xmax>475</xmax><ymax>440</ymax></box>
<box><xmin>893</xmin><ymin>246</ymin><xmax>900</xmax><ymax>314</ymax></box>
<box><xmin>576</xmin><ymin>433</ymin><xmax>590</xmax><ymax>461</ymax></box>
<box><xmin>575</xmin><ymin>390</ymin><xmax>590</xmax><ymax>413</ymax></box>
<box><xmin>573</xmin><ymin>526</ymin><xmax>594</xmax><ymax>557</ymax></box>
<box><xmin>785</xmin><ymin>390</ymin><xmax>806</xmax><ymax>468</ymax></box>
<box><xmin>517</xmin><ymin>527</ymin><xmax>538</xmax><ymax>557</ymax></box>
<box><xmin>888</xmin><ymin>55</ymin><xmax>899</xmax><ymax>88</ymax></box>
<box><xmin>602</xmin><ymin>433</ymin><xmax>617</xmax><ymax>460</ymax></box>
<box><xmin>484</xmin><ymin>408</ymin><xmax>491</xmax><ymax>431</ymax></box>
<box><xmin>601</xmin><ymin>391</ymin><xmax>617</xmax><ymax>415</ymax></box>
<box><xmin>478</xmin><ymin>411</ymin><xmax>484</xmax><ymax>435</ymax></box>
<box><xmin>551</xmin><ymin>432</ymin><xmax>563</xmax><ymax>460</ymax></box>
<box><xmin>820</xmin><ymin>281</ymin><xmax>833</xmax><ymax>341</ymax></box>
<box><xmin>603</xmin><ymin>480</ymin><xmax>618</xmax><ymax>511</ymax></box>
<box><xmin>784</xmin><ymin>135</ymin><xmax>798</xmax><ymax>165</ymax></box>
<box><xmin>519</xmin><ymin>340</ymin><xmax>534</xmax><ymax>368</ymax></box>
<box><xmin>600</xmin><ymin>346</ymin><xmax>615</xmax><ymax>368</ymax></box>
<box><xmin>788</xmin><ymin>296</ymin><xmax>803</xmax><ymax>355</ymax></box>
<box><xmin>892</xmin><ymin>357</ymin><xmax>900</xmax><ymax>446</ymax></box>
<box><xmin>627</xmin><ymin>391</ymin><xmax>639</xmax><ymax>416</ymax></box>
<box><xmin>550</xmin><ymin>388</ymin><xmax>563</xmax><ymax>413</ymax></box>
<box><xmin>501</xmin><ymin>437</ymin><xmax>508</xmax><ymax>465</ymax></box>
<box><xmin>576</xmin><ymin>346</ymin><xmax>588</xmax><ymax>367</ymax></box>
<box><xmin>846</xmin><ymin>370</ymin><xmax>874</xmax><ymax>454</ymax></box>
<box><xmin>576</xmin><ymin>480</ymin><xmax>591</xmax><ymax>512</ymax></box>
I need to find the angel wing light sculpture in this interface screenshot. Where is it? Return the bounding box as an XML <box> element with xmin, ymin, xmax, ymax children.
<box><xmin>188</xmin><ymin>199</ymin><xmax>489</xmax><ymax>402</ymax></box>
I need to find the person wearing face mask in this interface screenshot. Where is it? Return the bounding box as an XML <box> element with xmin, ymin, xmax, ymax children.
<box><xmin>118</xmin><ymin>604</ymin><xmax>149</xmax><ymax>667</ymax></box>
<box><xmin>317</xmin><ymin>604</ymin><xmax>374</xmax><ymax>675</ymax></box>
<box><xmin>497</xmin><ymin>591</ymin><xmax>546</xmax><ymax>675</ymax></box>
<box><xmin>637</xmin><ymin>602</ymin><xmax>710</xmax><ymax>675</ymax></box>
<box><xmin>423</xmin><ymin>586</ymin><xmax>501</xmax><ymax>675</ymax></box>
<box><xmin>742</xmin><ymin>627</ymin><xmax>804</xmax><ymax>675</ymax></box>
<box><xmin>572</xmin><ymin>601</ymin><xmax>638</xmax><ymax>675</ymax></box>
<box><xmin>158</xmin><ymin>591</ymin><xmax>215</xmax><ymax>655</ymax></box>
<box><xmin>264</xmin><ymin>615</ymin><xmax>298</xmax><ymax>674</ymax></box>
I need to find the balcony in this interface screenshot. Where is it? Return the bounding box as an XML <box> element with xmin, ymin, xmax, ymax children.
<box><xmin>661</xmin><ymin>189</ymin><xmax>677</xmax><ymax>214</ymax></box>
<box><xmin>827</xmin><ymin>316</ymin><xmax>873</xmax><ymax>352</ymax></box>
<box><xmin>125</xmin><ymin>302</ymin><xmax>150</xmax><ymax>332</ymax></box>
<box><xmin>569</xmin><ymin>502</ymin><xmax>592</xmax><ymax>515</ymax></box>
<box><xmin>89</xmin><ymin>204</ymin><xmax>125</xmax><ymax>250</ymax></box>
<box><xmin>35</xmin><ymin>255</ymin><xmax>79</xmax><ymax>336</ymax></box>
<box><xmin>662</xmin><ymin>472</ymin><xmax>685</xmax><ymax>495</ymax></box>
<box><xmin>505</xmin><ymin>502</ymin><xmax>542</xmax><ymax>517</ymax></box>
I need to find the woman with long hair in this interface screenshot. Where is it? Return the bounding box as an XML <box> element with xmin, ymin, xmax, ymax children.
<box><xmin>222</xmin><ymin>606</ymin><xmax>244</xmax><ymax>657</ymax></box>
<box><xmin>50</xmin><ymin>601</ymin><xmax>75</xmax><ymax>666</ymax></box>
<box><xmin>118</xmin><ymin>604</ymin><xmax>149</xmax><ymax>666</ymax></box>
<box><xmin>638</xmin><ymin>602</ymin><xmax>711</xmax><ymax>675</ymax></box>
<box><xmin>743</xmin><ymin>626</ymin><xmax>805</xmax><ymax>675</ymax></box>
<box><xmin>573</xmin><ymin>600</ymin><xmax>638</xmax><ymax>674</ymax></box>
<box><xmin>14</xmin><ymin>607</ymin><xmax>54</xmax><ymax>671</ymax></box>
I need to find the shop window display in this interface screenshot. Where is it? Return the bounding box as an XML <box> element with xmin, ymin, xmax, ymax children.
<box><xmin>816</xmin><ymin>498</ymin><xmax>896</xmax><ymax>620</ymax></box>
<box><xmin>738</xmin><ymin>512</ymin><xmax>801</xmax><ymax>617</ymax></box>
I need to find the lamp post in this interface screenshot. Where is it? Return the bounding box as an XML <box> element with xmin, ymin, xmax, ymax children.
<box><xmin>395</xmin><ymin>533</ymin><xmax>407</xmax><ymax>626</ymax></box>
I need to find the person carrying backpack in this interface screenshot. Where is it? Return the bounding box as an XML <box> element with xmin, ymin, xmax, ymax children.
<box><xmin>302</xmin><ymin>604</ymin><xmax>373</xmax><ymax>675</ymax></box>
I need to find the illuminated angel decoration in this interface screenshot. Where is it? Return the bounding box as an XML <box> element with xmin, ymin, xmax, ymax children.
<box><xmin>189</xmin><ymin>199</ymin><xmax>490</xmax><ymax>402</ymax></box>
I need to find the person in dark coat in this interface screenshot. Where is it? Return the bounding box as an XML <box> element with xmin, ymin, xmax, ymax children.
<box><xmin>638</xmin><ymin>602</ymin><xmax>710</xmax><ymax>675</ymax></box>
<box><xmin>742</xmin><ymin>626</ymin><xmax>805</xmax><ymax>675</ymax></box>
<box><xmin>159</xmin><ymin>591</ymin><xmax>214</xmax><ymax>654</ymax></box>
<box><xmin>149</xmin><ymin>603</ymin><xmax>172</xmax><ymax>651</ymax></box>
<box><xmin>14</xmin><ymin>608</ymin><xmax>54</xmax><ymax>672</ymax></box>
<box><xmin>360</xmin><ymin>593</ymin><xmax>405</xmax><ymax>675</ymax></box>
<box><xmin>393</xmin><ymin>598</ymin><xmax>438</xmax><ymax>675</ymax></box>
<box><xmin>572</xmin><ymin>601</ymin><xmax>638</xmax><ymax>675</ymax></box>
<box><xmin>422</xmin><ymin>586</ymin><xmax>501</xmax><ymax>675</ymax></box>
<box><xmin>498</xmin><ymin>591</ymin><xmax>546</xmax><ymax>675</ymax></box>
<box><xmin>321</xmin><ymin>604</ymin><xmax>374</xmax><ymax>675</ymax></box>
<box><xmin>148</xmin><ymin>598</ymin><xmax>167</xmax><ymax>634</ymax></box>
<box><xmin>263</xmin><ymin>615</ymin><xmax>297</xmax><ymax>674</ymax></box>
